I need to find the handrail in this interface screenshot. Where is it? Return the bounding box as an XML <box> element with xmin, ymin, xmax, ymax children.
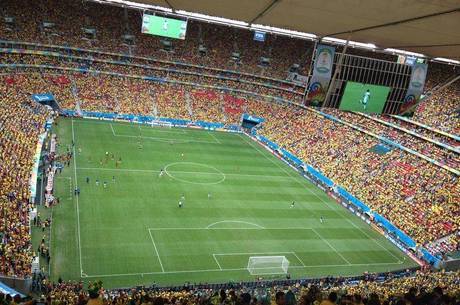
<box><xmin>0</xmin><ymin>39</ymin><xmax>307</xmax><ymax>89</ymax></box>
<box><xmin>357</xmin><ymin>112</ymin><xmax>459</xmax><ymax>154</ymax></box>
<box><xmin>306</xmin><ymin>109</ymin><xmax>459</xmax><ymax>176</ymax></box>
<box><xmin>391</xmin><ymin>115</ymin><xmax>460</xmax><ymax>142</ymax></box>
<box><xmin>0</xmin><ymin>48</ymin><xmax>303</xmax><ymax>96</ymax></box>
<box><xmin>0</xmin><ymin>63</ymin><xmax>294</xmax><ymax>105</ymax></box>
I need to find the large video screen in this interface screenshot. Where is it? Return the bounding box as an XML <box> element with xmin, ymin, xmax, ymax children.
<box><xmin>141</xmin><ymin>14</ymin><xmax>187</xmax><ymax>40</ymax></box>
<box><xmin>339</xmin><ymin>82</ymin><xmax>391</xmax><ymax>114</ymax></box>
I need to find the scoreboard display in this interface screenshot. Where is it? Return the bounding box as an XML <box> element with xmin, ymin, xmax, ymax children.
<box><xmin>254</xmin><ymin>31</ymin><xmax>266</xmax><ymax>42</ymax></box>
<box><xmin>141</xmin><ymin>14</ymin><xmax>187</xmax><ymax>40</ymax></box>
<box><xmin>339</xmin><ymin>82</ymin><xmax>391</xmax><ymax>114</ymax></box>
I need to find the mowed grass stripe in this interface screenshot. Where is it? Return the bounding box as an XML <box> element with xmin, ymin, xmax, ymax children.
<box><xmin>237</xmin><ymin>132</ymin><xmax>404</xmax><ymax>265</ymax></box>
<box><xmin>48</xmin><ymin>118</ymin><xmax>417</xmax><ymax>288</ymax></box>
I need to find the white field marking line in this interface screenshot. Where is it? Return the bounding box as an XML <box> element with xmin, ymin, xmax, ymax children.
<box><xmin>214</xmin><ymin>252</ymin><xmax>305</xmax><ymax>269</ymax></box>
<box><xmin>312</xmin><ymin>228</ymin><xmax>351</xmax><ymax>266</ymax></box>
<box><xmin>241</xmin><ymin>134</ymin><xmax>402</xmax><ymax>263</ymax></box>
<box><xmin>213</xmin><ymin>251</ymin><xmax>306</xmax><ymax>267</ymax></box>
<box><xmin>76</xmin><ymin>167</ymin><xmax>291</xmax><ymax>179</ymax></box>
<box><xmin>76</xmin><ymin>119</ymin><xmax>187</xmax><ymax>134</ymax></box>
<box><xmin>71</xmin><ymin>119</ymin><xmax>84</xmax><ymax>277</ymax></box>
<box><xmin>148</xmin><ymin>229</ymin><xmax>165</xmax><ymax>273</ymax></box>
<box><xmin>116</xmin><ymin>133</ymin><xmax>218</xmax><ymax>144</ymax></box>
<box><xmin>110</xmin><ymin>123</ymin><xmax>185</xmax><ymax>140</ymax></box>
<box><xmin>110</xmin><ymin>123</ymin><xmax>218</xmax><ymax>144</ymax></box>
<box><xmin>148</xmin><ymin>227</ymin><xmax>313</xmax><ymax>231</ymax></box>
<box><xmin>306</xmin><ymin>181</ymin><xmax>402</xmax><ymax>262</ymax></box>
<box><xmin>110</xmin><ymin>123</ymin><xmax>116</xmax><ymax>136</ymax></box>
<box><xmin>164</xmin><ymin>162</ymin><xmax>226</xmax><ymax>185</ymax></box>
<box><xmin>206</xmin><ymin>220</ymin><xmax>265</xmax><ymax>229</ymax></box>
<box><xmin>213</xmin><ymin>251</ymin><xmax>297</xmax><ymax>256</ymax></box>
<box><xmin>292</xmin><ymin>252</ymin><xmax>307</xmax><ymax>267</ymax></box>
<box><xmin>139</xmin><ymin>124</ymin><xmax>187</xmax><ymax>135</ymax></box>
<box><xmin>344</xmin><ymin>216</ymin><xmax>402</xmax><ymax>262</ymax></box>
<box><xmin>83</xmin><ymin>261</ymin><xmax>405</xmax><ymax>278</ymax></box>
<box><xmin>208</xmin><ymin>131</ymin><xmax>221</xmax><ymax>144</ymax></box>
<box><xmin>212</xmin><ymin>254</ymin><xmax>223</xmax><ymax>270</ymax></box>
<box><xmin>147</xmin><ymin>227</ymin><xmax>396</xmax><ymax>265</ymax></box>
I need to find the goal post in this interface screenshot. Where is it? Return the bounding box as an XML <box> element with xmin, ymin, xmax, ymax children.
<box><xmin>247</xmin><ymin>256</ymin><xmax>289</xmax><ymax>275</ymax></box>
<box><xmin>148</xmin><ymin>120</ymin><xmax>172</xmax><ymax>128</ymax></box>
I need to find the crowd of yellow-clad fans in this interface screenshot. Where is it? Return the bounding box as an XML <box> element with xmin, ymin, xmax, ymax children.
<box><xmin>20</xmin><ymin>270</ymin><xmax>459</xmax><ymax>305</ymax></box>
<box><xmin>0</xmin><ymin>0</ymin><xmax>459</xmax><ymax>301</ymax></box>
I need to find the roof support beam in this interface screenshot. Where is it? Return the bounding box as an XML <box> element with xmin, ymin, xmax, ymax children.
<box><xmin>164</xmin><ymin>0</ymin><xmax>175</xmax><ymax>11</ymax></box>
<box><xmin>249</xmin><ymin>0</ymin><xmax>280</xmax><ymax>25</ymax></box>
<box><xmin>388</xmin><ymin>43</ymin><xmax>460</xmax><ymax>49</ymax></box>
<box><xmin>325</xmin><ymin>8</ymin><xmax>460</xmax><ymax>37</ymax></box>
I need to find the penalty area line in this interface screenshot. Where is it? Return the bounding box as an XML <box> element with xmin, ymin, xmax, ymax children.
<box><xmin>208</xmin><ymin>131</ymin><xmax>221</xmax><ymax>144</ymax></box>
<box><xmin>82</xmin><ymin>261</ymin><xmax>405</xmax><ymax>278</ymax></box>
<box><xmin>148</xmin><ymin>229</ymin><xmax>165</xmax><ymax>273</ymax></box>
<box><xmin>212</xmin><ymin>254</ymin><xmax>223</xmax><ymax>270</ymax></box>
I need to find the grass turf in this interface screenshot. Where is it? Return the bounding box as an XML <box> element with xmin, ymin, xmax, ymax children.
<box><xmin>39</xmin><ymin>117</ymin><xmax>417</xmax><ymax>288</ymax></box>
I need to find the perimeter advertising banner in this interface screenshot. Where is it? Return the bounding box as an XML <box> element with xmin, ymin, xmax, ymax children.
<box><xmin>399</xmin><ymin>63</ymin><xmax>428</xmax><ymax>116</ymax></box>
<box><xmin>306</xmin><ymin>44</ymin><xmax>335</xmax><ymax>106</ymax></box>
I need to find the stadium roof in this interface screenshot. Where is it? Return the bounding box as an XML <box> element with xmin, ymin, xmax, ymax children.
<box><xmin>98</xmin><ymin>0</ymin><xmax>460</xmax><ymax>61</ymax></box>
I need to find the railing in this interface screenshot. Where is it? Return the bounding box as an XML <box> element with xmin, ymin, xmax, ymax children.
<box><xmin>0</xmin><ymin>63</ymin><xmax>299</xmax><ymax>105</ymax></box>
<box><xmin>0</xmin><ymin>48</ymin><xmax>303</xmax><ymax>96</ymax></box>
<box><xmin>0</xmin><ymin>40</ymin><xmax>306</xmax><ymax>89</ymax></box>
<box><xmin>251</xmin><ymin>130</ymin><xmax>439</xmax><ymax>266</ymax></box>
<box><xmin>60</xmin><ymin>108</ymin><xmax>438</xmax><ymax>266</ymax></box>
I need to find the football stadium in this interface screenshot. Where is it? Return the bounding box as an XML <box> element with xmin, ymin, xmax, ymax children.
<box><xmin>0</xmin><ymin>0</ymin><xmax>459</xmax><ymax>304</ymax></box>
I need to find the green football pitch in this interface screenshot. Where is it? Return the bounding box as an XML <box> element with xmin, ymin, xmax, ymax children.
<box><xmin>37</xmin><ymin>117</ymin><xmax>417</xmax><ymax>288</ymax></box>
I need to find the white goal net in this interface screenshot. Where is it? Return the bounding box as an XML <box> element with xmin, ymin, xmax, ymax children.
<box><xmin>148</xmin><ymin>120</ymin><xmax>172</xmax><ymax>128</ymax></box>
<box><xmin>247</xmin><ymin>256</ymin><xmax>289</xmax><ymax>275</ymax></box>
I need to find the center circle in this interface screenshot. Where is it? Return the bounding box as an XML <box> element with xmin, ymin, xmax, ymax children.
<box><xmin>164</xmin><ymin>162</ymin><xmax>226</xmax><ymax>185</ymax></box>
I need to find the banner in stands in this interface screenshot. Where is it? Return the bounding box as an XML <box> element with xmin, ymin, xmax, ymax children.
<box><xmin>307</xmin><ymin>44</ymin><xmax>335</xmax><ymax>106</ymax></box>
<box><xmin>0</xmin><ymin>281</ymin><xmax>24</xmax><ymax>297</ymax></box>
<box><xmin>31</xmin><ymin>93</ymin><xmax>55</xmax><ymax>102</ymax></box>
<box><xmin>242</xmin><ymin>113</ymin><xmax>265</xmax><ymax>124</ymax></box>
<box><xmin>287</xmin><ymin>73</ymin><xmax>308</xmax><ymax>86</ymax></box>
<box><xmin>252</xmin><ymin>128</ymin><xmax>439</xmax><ymax>267</ymax></box>
<box><xmin>399</xmin><ymin>63</ymin><xmax>428</xmax><ymax>116</ymax></box>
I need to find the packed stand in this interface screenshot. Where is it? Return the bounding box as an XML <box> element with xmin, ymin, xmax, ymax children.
<box><xmin>257</xmin><ymin>107</ymin><xmax>459</xmax><ymax>247</ymax></box>
<box><xmin>413</xmin><ymin>64</ymin><xmax>460</xmax><ymax>135</ymax></box>
<box><xmin>321</xmin><ymin>109</ymin><xmax>459</xmax><ymax>170</ymax></box>
<box><xmin>14</xmin><ymin>270</ymin><xmax>459</xmax><ymax>305</ymax></box>
<box><xmin>0</xmin><ymin>0</ymin><xmax>308</xmax><ymax>80</ymax></box>
<box><xmin>413</xmin><ymin>84</ymin><xmax>460</xmax><ymax>136</ymax></box>
<box><xmin>0</xmin><ymin>52</ymin><xmax>304</xmax><ymax>104</ymax></box>
<box><xmin>2</xmin><ymin>69</ymin><xmax>459</xmax><ymax>249</ymax></box>
<box><xmin>374</xmin><ymin>115</ymin><xmax>459</xmax><ymax>151</ymax></box>
<box><xmin>0</xmin><ymin>84</ymin><xmax>51</xmax><ymax>276</ymax></box>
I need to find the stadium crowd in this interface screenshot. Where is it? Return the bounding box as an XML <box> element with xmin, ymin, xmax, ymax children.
<box><xmin>373</xmin><ymin>115</ymin><xmax>459</xmax><ymax>152</ymax></box>
<box><xmin>3</xmin><ymin>270</ymin><xmax>454</xmax><ymax>305</ymax></box>
<box><xmin>413</xmin><ymin>64</ymin><xmax>460</xmax><ymax>135</ymax></box>
<box><xmin>1</xmin><ymin>68</ymin><xmax>459</xmax><ymax>250</ymax></box>
<box><xmin>0</xmin><ymin>0</ymin><xmax>309</xmax><ymax>80</ymax></box>
<box><xmin>1</xmin><ymin>0</ymin><xmax>460</xmax><ymax>300</ymax></box>
<box><xmin>413</xmin><ymin>85</ymin><xmax>460</xmax><ymax>136</ymax></box>
<box><xmin>321</xmin><ymin>109</ymin><xmax>459</xmax><ymax>170</ymax></box>
<box><xmin>0</xmin><ymin>83</ymin><xmax>51</xmax><ymax>277</ymax></box>
<box><xmin>0</xmin><ymin>52</ymin><xmax>304</xmax><ymax>103</ymax></box>
<box><xmin>2</xmin><ymin>0</ymin><xmax>460</xmax><ymax>133</ymax></box>
<box><xmin>257</xmin><ymin>106</ymin><xmax>459</xmax><ymax>247</ymax></box>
